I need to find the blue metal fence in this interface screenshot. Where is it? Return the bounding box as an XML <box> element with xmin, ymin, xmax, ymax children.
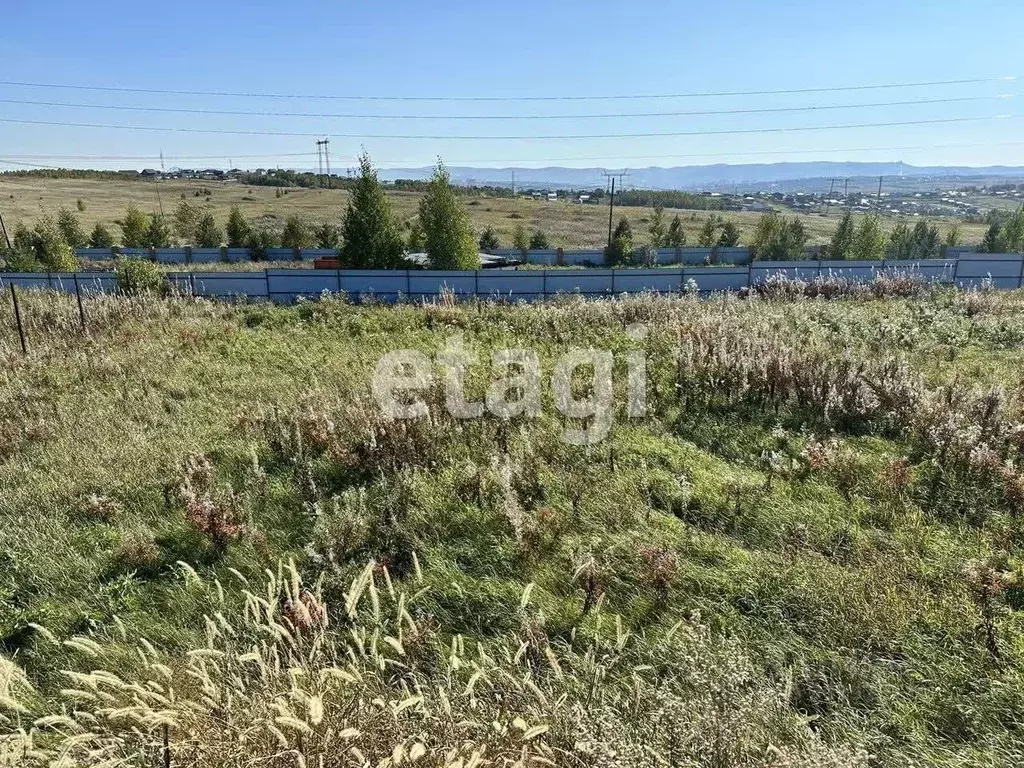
<box><xmin>4</xmin><ymin>255</ymin><xmax>1021</xmax><ymax>303</ymax></box>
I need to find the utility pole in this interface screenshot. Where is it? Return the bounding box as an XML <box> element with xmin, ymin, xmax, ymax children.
<box><xmin>844</xmin><ymin>177</ymin><xmax>850</xmax><ymax>209</ymax></box>
<box><xmin>603</xmin><ymin>171</ymin><xmax>629</xmax><ymax>248</ymax></box>
<box><xmin>877</xmin><ymin>175</ymin><xmax>884</xmax><ymax>206</ymax></box>
<box><xmin>315</xmin><ymin>138</ymin><xmax>331</xmax><ymax>188</ymax></box>
<box><xmin>823</xmin><ymin>178</ymin><xmax>836</xmax><ymax>216</ymax></box>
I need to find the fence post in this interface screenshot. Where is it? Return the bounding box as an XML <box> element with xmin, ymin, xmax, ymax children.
<box><xmin>162</xmin><ymin>723</ymin><xmax>171</xmax><ymax>768</ymax></box>
<box><xmin>1017</xmin><ymin>254</ymin><xmax>1024</xmax><ymax>290</ymax></box>
<box><xmin>73</xmin><ymin>274</ymin><xmax>87</xmax><ymax>333</ymax></box>
<box><xmin>10</xmin><ymin>284</ymin><xmax>27</xmax><ymax>355</ymax></box>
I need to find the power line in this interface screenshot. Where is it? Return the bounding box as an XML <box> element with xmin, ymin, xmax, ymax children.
<box><xmin>0</xmin><ymin>94</ymin><xmax>1009</xmax><ymax>121</ymax></box>
<box><xmin>0</xmin><ymin>76</ymin><xmax>1014</xmax><ymax>101</ymax></box>
<box><xmin>0</xmin><ymin>114</ymin><xmax>1015</xmax><ymax>141</ymax></box>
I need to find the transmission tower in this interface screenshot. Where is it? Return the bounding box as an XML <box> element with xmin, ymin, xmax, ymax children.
<box><xmin>602</xmin><ymin>170</ymin><xmax>629</xmax><ymax>247</ymax></box>
<box><xmin>315</xmin><ymin>138</ymin><xmax>331</xmax><ymax>188</ymax></box>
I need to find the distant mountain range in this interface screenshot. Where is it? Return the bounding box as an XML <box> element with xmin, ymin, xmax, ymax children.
<box><xmin>366</xmin><ymin>162</ymin><xmax>1024</xmax><ymax>192</ymax></box>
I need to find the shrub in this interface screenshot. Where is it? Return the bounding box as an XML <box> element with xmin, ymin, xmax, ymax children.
<box><xmin>750</xmin><ymin>212</ymin><xmax>807</xmax><ymax>260</ymax></box>
<box><xmin>117</xmin><ymin>204</ymin><xmax>150</xmax><ymax>248</ymax></box>
<box><xmin>194</xmin><ymin>212</ymin><xmax>223</xmax><ymax>248</ymax></box>
<box><xmin>314</xmin><ymin>221</ymin><xmax>340</xmax><ymax>249</ymax></box>
<box><xmin>75</xmin><ymin>198</ymin><xmax>86</xmax><ymax>212</ymax></box>
<box><xmin>225</xmin><ymin>205</ymin><xmax>252</xmax><ymax>248</ymax></box>
<box><xmin>529</xmin><ymin>229</ymin><xmax>550</xmax><ymax>249</ymax></box>
<box><xmin>115</xmin><ymin>257</ymin><xmax>165</xmax><ymax>295</ymax></box>
<box><xmin>56</xmin><ymin>207</ymin><xmax>88</xmax><ymax>249</ymax></box>
<box><xmin>479</xmin><ymin>226</ymin><xmax>500</xmax><ymax>251</ymax></box>
<box><xmin>281</xmin><ymin>214</ymin><xmax>314</xmax><ymax>250</ymax></box>
<box><xmin>89</xmin><ymin>222</ymin><xmax>115</xmax><ymax>248</ymax></box>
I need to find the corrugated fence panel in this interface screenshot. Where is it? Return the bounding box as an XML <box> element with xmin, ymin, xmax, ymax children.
<box><xmin>478</xmin><ymin>271</ymin><xmax>545</xmax><ymax>298</ymax></box>
<box><xmin>155</xmin><ymin>249</ymin><xmax>188</xmax><ymax>264</ymax></box>
<box><xmin>188</xmin><ymin>272</ymin><xmax>268</xmax><ymax>298</ymax></box>
<box><xmin>0</xmin><ymin>273</ymin><xmax>52</xmax><ymax>290</ymax></box>
<box><xmin>818</xmin><ymin>260</ymin><xmax>884</xmax><ymax>281</ymax></box>
<box><xmin>751</xmin><ymin>261</ymin><xmax>822</xmax><ymax>282</ymax></box>
<box><xmin>563</xmin><ymin>250</ymin><xmax>605</xmax><ymax>266</ymax></box>
<box><xmin>225</xmin><ymin>248</ymin><xmax>250</xmax><ymax>263</ymax></box>
<box><xmin>341</xmin><ymin>271</ymin><xmax>408</xmax><ymax>301</ymax></box>
<box><xmin>120</xmin><ymin>248</ymin><xmax>150</xmax><ymax>259</ymax></box>
<box><xmin>303</xmin><ymin>249</ymin><xmax>340</xmax><ymax>259</ymax></box>
<box><xmin>268</xmin><ymin>270</ymin><xmax>339</xmax><ymax>302</ymax></box>
<box><xmin>682</xmin><ymin>248</ymin><xmax>714</xmax><ymax>265</ymax></box>
<box><xmin>523</xmin><ymin>250</ymin><xmax>558</xmax><ymax>266</ymax></box>
<box><xmin>685</xmin><ymin>267</ymin><xmax>750</xmax><ymax>292</ymax></box>
<box><xmin>955</xmin><ymin>254</ymin><xmax>1024</xmax><ymax>279</ymax></box>
<box><xmin>884</xmin><ymin>260</ymin><xmax>957</xmax><ymax>283</ymax></box>
<box><xmin>191</xmin><ymin>248</ymin><xmax>223</xmax><ymax>264</ymax></box>
<box><xmin>611</xmin><ymin>269</ymin><xmax>683</xmax><ymax>293</ymax></box>
<box><xmin>545</xmin><ymin>269</ymin><xmax>614</xmax><ymax>295</ymax></box>
<box><xmin>409</xmin><ymin>271</ymin><xmax>478</xmax><ymax>297</ymax></box>
<box><xmin>715</xmin><ymin>247</ymin><xmax>752</xmax><ymax>265</ymax></box>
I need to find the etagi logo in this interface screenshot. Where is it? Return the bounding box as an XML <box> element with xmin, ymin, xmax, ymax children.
<box><xmin>371</xmin><ymin>326</ymin><xmax>648</xmax><ymax>445</ymax></box>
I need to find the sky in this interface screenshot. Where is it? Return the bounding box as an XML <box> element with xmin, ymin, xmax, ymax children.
<box><xmin>1</xmin><ymin>0</ymin><xmax>1023</xmax><ymax>176</ymax></box>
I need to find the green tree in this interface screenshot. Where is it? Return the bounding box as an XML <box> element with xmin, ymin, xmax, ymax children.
<box><xmin>57</xmin><ymin>207</ymin><xmax>88</xmax><ymax>249</ymax></box>
<box><xmin>980</xmin><ymin>223</ymin><xmax>1003</xmax><ymax>254</ymax></box>
<box><xmin>225</xmin><ymin>206</ymin><xmax>252</xmax><ymax>248</ymax></box>
<box><xmin>529</xmin><ymin>230</ymin><xmax>550</xmax><ymax>249</ymax></box>
<box><xmin>174</xmin><ymin>200</ymin><xmax>200</xmax><ymax>243</ymax></box>
<box><xmin>1001</xmin><ymin>207</ymin><xmax>1024</xmax><ymax>253</ymax></box>
<box><xmin>665</xmin><ymin>215</ymin><xmax>686</xmax><ymax>249</ymax></box>
<box><xmin>31</xmin><ymin>215</ymin><xmax>77</xmax><ymax>271</ymax></box>
<box><xmin>648</xmin><ymin>203</ymin><xmax>666</xmax><ymax>247</ymax></box>
<box><xmin>314</xmin><ymin>221</ymin><xmax>340</xmax><ymax>249</ymax></box>
<box><xmin>887</xmin><ymin>221</ymin><xmax>912</xmax><ymax>259</ymax></box>
<box><xmin>850</xmin><ymin>215</ymin><xmax>886</xmax><ymax>261</ymax></box>
<box><xmin>89</xmin><ymin>222</ymin><xmax>116</xmax><ymax>248</ymax></box>
<box><xmin>512</xmin><ymin>224</ymin><xmax>529</xmax><ymax>252</ymax></box>
<box><xmin>478</xmin><ymin>227</ymin><xmax>500</xmax><ymax>251</ymax></box>
<box><xmin>750</xmin><ymin>213</ymin><xmax>807</xmax><ymax>261</ymax></box>
<box><xmin>194</xmin><ymin>213</ymin><xmax>223</xmax><ymax>248</ymax></box>
<box><xmin>826</xmin><ymin>211</ymin><xmax>856</xmax><ymax>260</ymax></box>
<box><xmin>281</xmin><ymin>215</ymin><xmax>314</xmax><ymax>250</ymax></box>
<box><xmin>418</xmin><ymin>161</ymin><xmax>480</xmax><ymax>269</ymax></box>
<box><xmin>717</xmin><ymin>220</ymin><xmax>741</xmax><ymax>248</ymax></box>
<box><xmin>604</xmin><ymin>217</ymin><xmax>634</xmax><ymax>265</ymax></box>
<box><xmin>117</xmin><ymin>205</ymin><xmax>150</xmax><ymax>248</ymax></box>
<box><xmin>340</xmin><ymin>152</ymin><xmax>405</xmax><ymax>268</ymax></box>
<box><xmin>76</xmin><ymin>198</ymin><xmax>86</xmax><ymax>212</ymax></box>
<box><xmin>697</xmin><ymin>214</ymin><xmax>722</xmax><ymax>247</ymax></box>
<box><xmin>246</xmin><ymin>225</ymin><xmax>280</xmax><ymax>258</ymax></box>
<box><xmin>945</xmin><ymin>224</ymin><xmax>962</xmax><ymax>248</ymax></box>
<box><xmin>145</xmin><ymin>213</ymin><xmax>172</xmax><ymax>248</ymax></box>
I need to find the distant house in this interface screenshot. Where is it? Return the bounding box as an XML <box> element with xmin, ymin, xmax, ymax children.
<box><xmin>547</xmin><ymin>193</ymin><xmax>558</xmax><ymax>202</ymax></box>
<box><xmin>577</xmin><ymin>194</ymin><xmax>591</xmax><ymax>204</ymax></box>
<box><xmin>141</xmin><ymin>169</ymin><xmax>160</xmax><ymax>178</ymax></box>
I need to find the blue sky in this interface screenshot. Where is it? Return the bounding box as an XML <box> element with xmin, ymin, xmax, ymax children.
<box><xmin>1</xmin><ymin>0</ymin><xmax>1022</xmax><ymax>173</ymax></box>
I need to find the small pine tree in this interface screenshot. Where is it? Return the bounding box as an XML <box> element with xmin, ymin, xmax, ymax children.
<box><xmin>827</xmin><ymin>210</ymin><xmax>856</xmax><ymax>260</ymax></box>
<box><xmin>945</xmin><ymin>224</ymin><xmax>962</xmax><ymax>248</ymax></box>
<box><xmin>529</xmin><ymin>230</ymin><xmax>550</xmax><ymax>249</ymax></box>
<box><xmin>281</xmin><ymin>215</ymin><xmax>314</xmax><ymax>250</ymax></box>
<box><xmin>76</xmin><ymin>198</ymin><xmax>86</xmax><ymax>212</ymax></box>
<box><xmin>57</xmin><ymin>207</ymin><xmax>88</xmax><ymax>250</ymax></box>
<box><xmin>173</xmin><ymin>200</ymin><xmax>200</xmax><ymax>243</ymax></box>
<box><xmin>226</xmin><ymin>206</ymin><xmax>252</xmax><ymax>248</ymax></box>
<box><xmin>850</xmin><ymin>215</ymin><xmax>885</xmax><ymax>261</ymax></box>
<box><xmin>32</xmin><ymin>215</ymin><xmax>77</xmax><ymax>271</ymax></box>
<box><xmin>512</xmin><ymin>224</ymin><xmax>529</xmax><ymax>252</ymax></box>
<box><xmin>716</xmin><ymin>220</ymin><xmax>741</xmax><ymax>248</ymax></box>
<box><xmin>145</xmin><ymin>213</ymin><xmax>172</xmax><ymax>248</ymax></box>
<box><xmin>665</xmin><ymin>215</ymin><xmax>686</xmax><ymax>249</ymax></box>
<box><xmin>980</xmin><ymin>223</ymin><xmax>1003</xmax><ymax>254</ymax></box>
<box><xmin>648</xmin><ymin>203</ymin><xmax>666</xmax><ymax>248</ymax></box>
<box><xmin>750</xmin><ymin>213</ymin><xmax>806</xmax><ymax>261</ymax></box>
<box><xmin>89</xmin><ymin>222</ymin><xmax>115</xmax><ymax>248</ymax></box>
<box><xmin>604</xmin><ymin>217</ymin><xmax>634</xmax><ymax>265</ymax></box>
<box><xmin>340</xmin><ymin>152</ymin><xmax>405</xmax><ymax>268</ymax></box>
<box><xmin>117</xmin><ymin>205</ymin><xmax>150</xmax><ymax>248</ymax></box>
<box><xmin>194</xmin><ymin>213</ymin><xmax>223</xmax><ymax>248</ymax></box>
<box><xmin>479</xmin><ymin>227</ymin><xmax>500</xmax><ymax>251</ymax></box>
<box><xmin>418</xmin><ymin>161</ymin><xmax>480</xmax><ymax>269</ymax></box>
<box><xmin>314</xmin><ymin>221</ymin><xmax>340</xmax><ymax>250</ymax></box>
<box><xmin>697</xmin><ymin>214</ymin><xmax>722</xmax><ymax>247</ymax></box>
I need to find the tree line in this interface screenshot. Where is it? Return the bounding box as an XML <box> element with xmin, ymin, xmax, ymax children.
<box><xmin>1</xmin><ymin>155</ymin><xmax>482</xmax><ymax>271</ymax></box>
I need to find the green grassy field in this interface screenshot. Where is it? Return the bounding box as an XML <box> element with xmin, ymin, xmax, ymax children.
<box><xmin>0</xmin><ymin>175</ymin><xmax>989</xmax><ymax>250</ymax></box>
<box><xmin>2</xmin><ymin>285</ymin><xmax>1024</xmax><ymax>766</ymax></box>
